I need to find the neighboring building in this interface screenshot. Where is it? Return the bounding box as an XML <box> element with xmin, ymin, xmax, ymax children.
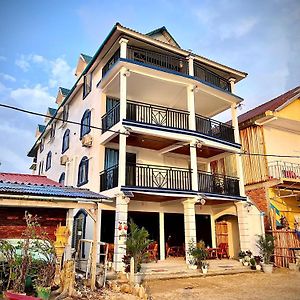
<box><xmin>28</xmin><ymin>23</ymin><xmax>263</xmax><ymax>271</ymax></box>
<box><xmin>236</xmin><ymin>86</ymin><xmax>300</xmax><ymax>230</ymax></box>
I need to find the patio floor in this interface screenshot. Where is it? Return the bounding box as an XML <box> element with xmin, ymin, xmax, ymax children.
<box><xmin>140</xmin><ymin>257</ymin><xmax>254</xmax><ymax>281</ymax></box>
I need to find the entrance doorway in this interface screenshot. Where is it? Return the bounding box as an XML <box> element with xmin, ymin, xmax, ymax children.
<box><xmin>196</xmin><ymin>214</ymin><xmax>212</xmax><ymax>247</ymax></box>
<box><xmin>164</xmin><ymin>213</ymin><xmax>184</xmax><ymax>248</ymax></box>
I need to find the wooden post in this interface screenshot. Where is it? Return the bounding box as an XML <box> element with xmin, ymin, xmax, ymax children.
<box><xmin>91</xmin><ymin>204</ymin><xmax>100</xmax><ymax>290</ymax></box>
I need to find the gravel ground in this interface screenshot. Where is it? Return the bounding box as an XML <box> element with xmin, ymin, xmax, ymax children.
<box><xmin>145</xmin><ymin>269</ymin><xmax>300</xmax><ymax>300</ymax></box>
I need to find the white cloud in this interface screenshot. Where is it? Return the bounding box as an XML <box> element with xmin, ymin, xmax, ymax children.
<box><xmin>0</xmin><ymin>56</ymin><xmax>6</xmax><ymax>61</ymax></box>
<box><xmin>10</xmin><ymin>84</ymin><xmax>55</xmax><ymax>111</ymax></box>
<box><xmin>0</xmin><ymin>73</ymin><xmax>16</xmax><ymax>82</ymax></box>
<box><xmin>15</xmin><ymin>54</ymin><xmax>75</xmax><ymax>88</ymax></box>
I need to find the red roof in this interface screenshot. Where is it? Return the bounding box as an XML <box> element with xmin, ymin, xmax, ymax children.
<box><xmin>238</xmin><ymin>86</ymin><xmax>300</xmax><ymax>124</ymax></box>
<box><xmin>0</xmin><ymin>173</ymin><xmax>62</xmax><ymax>187</ymax></box>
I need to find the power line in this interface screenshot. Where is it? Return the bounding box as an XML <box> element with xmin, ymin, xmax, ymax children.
<box><xmin>1</xmin><ymin>102</ymin><xmax>300</xmax><ymax>159</ymax></box>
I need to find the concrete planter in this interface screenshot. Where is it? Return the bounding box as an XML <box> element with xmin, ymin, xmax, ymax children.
<box><xmin>202</xmin><ymin>267</ymin><xmax>208</xmax><ymax>274</ymax></box>
<box><xmin>262</xmin><ymin>263</ymin><xmax>273</xmax><ymax>273</ymax></box>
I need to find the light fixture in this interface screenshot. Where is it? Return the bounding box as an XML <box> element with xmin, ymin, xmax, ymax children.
<box><xmin>123</xmin><ymin>69</ymin><xmax>131</xmax><ymax>77</ymax></box>
<box><xmin>191</xmin><ymin>85</ymin><xmax>200</xmax><ymax>93</ymax></box>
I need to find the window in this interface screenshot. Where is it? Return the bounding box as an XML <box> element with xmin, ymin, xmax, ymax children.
<box><xmin>40</xmin><ymin>138</ymin><xmax>44</xmax><ymax>153</ymax></box>
<box><xmin>62</xmin><ymin>105</ymin><xmax>69</xmax><ymax>123</ymax></box>
<box><xmin>83</xmin><ymin>73</ymin><xmax>92</xmax><ymax>99</ymax></box>
<box><xmin>72</xmin><ymin>210</ymin><xmax>87</xmax><ymax>256</ymax></box>
<box><xmin>80</xmin><ymin>110</ymin><xmax>91</xmax><ymax>139</ymax></box>
<box><xmin>62</xmin><ymin>129</ymin><xmax>70</xmax><ymax>153</ymax></box>
<box><xmin>59</xmin><ymin>172</ymin><xmax>65</xmax><ymax>185</ymax></box>
<box><xmin>50</xmin><ymin>122</ymin><xmax>56</xmax><ymax>140</ymax></box>
<box><xmin>77</xmin><ymin>156</ymin><xmax>89</xmax><ymax>186</ymax></box>
<box><xmin>45</xmin><ymin>151</ymin><xmax>52</xmax><ymax>171</ymax></box>
<box><xmin>38</xmin><ymin>161</ymin><xmax>44</xmax><ymax>175</ymax></box>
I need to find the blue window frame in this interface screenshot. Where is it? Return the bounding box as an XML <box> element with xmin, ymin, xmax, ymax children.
<box><xmin>77</xmin><ymin>156</ymin><xmax>89</xmax><ymax>186</ymax></box>
<box><xmin>62</xmin><ymin>129</ymin><xmax>70</xmax><ymax>153</ymax></box>
<box><xmin>72</xmin><ymin>209</ymin><xmax>87</xmax><ymax>257</ymax></box>
<box><xmin>59</xmin><ymin>172</ymin><xmax>65</xmax><ymax>185</ymax></box>
<box><xmin>45</xmin><ymin>151</ymin><xmax>52</xmax><ymax>171</ymax></box>
<box><xmin>80</xmin><ymin>110</ymin><xmax>91</xmax><ymax>139</ymax></box>
<box><xmin>83</xmin><ymin>73</ymin><xmax>92</xmax><ymax>99</ymax></box>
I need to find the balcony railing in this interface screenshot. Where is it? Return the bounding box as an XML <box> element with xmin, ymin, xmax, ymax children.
<box><xmin>127</xmin><ymin>100</ymin><xmax>189</xmax><ymax>130</ymax></box>
<box><xmin>194</xmin><ymin>63</ymin><xmax>231</xmax><ymax>92</ymax></box>
<box><xmin>268</xmin><ymin>161</ymin><xmax>300</xmax><ymax>180</ymax></box>
<box><xmin>198</xmin><ymin>171</ymin><xmax>240</xmax><ymax>197</ymax></box>
<box><xmin>100</xmin><ymin>163</ymin><xmax>192</xmax><ymax>192</ymax></box>
<box><xmin>195</xmin><ymin>114</ymin><xmax>235</xmax><ymax>143</ymax></box>
<box><xmin>127</xmin><ymin>46</ymin><xmax>189</xmax><ymax>75</ymax></box>
<box><xmin>101</xmin><ymin>102</ymin><xmax>120</xmax><ymax>133</ymax></box>
<box><xmin>102</xmin><ymin>49</ymin><xmax>120</xmax><ymax>78</ymax></box>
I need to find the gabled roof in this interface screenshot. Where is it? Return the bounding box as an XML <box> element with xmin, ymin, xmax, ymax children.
<box><xmin>238</xmin><ymin>86</ymin><xmax>300</xmax><ymax>125</ymax></box>
<box><xmin>0</xmin><ymin>173</ymin><xmax>108</xmax><ymax>200</ymax></box>
<box><xmin>37</xmin><ymin>124</ymin><xmax>46</xmax><ymax>133</ymax></box>
<box><xmin>59</xmin><ymin>87</ymin><xmax>70</xmax><ymax>96</ymax></box>
<box><xmin>146</xmin><ymin>26</ymin><xmax>180</xmax><ymax>48</ymax></box>
<box><xmin>48</xmin><ymin>107</ymin><xmax>57</xmax><ymax>117</ymax></box>
<box><xmin>81</xmin><ymin>53</ymin><xmax>92</xmax><ymax>63</ymax></box>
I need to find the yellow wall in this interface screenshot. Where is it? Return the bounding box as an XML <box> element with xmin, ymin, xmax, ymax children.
<box><xmin>275</xmin><ymin>98</ymin><xmax>300</xmax><ymax>122</ymax></box>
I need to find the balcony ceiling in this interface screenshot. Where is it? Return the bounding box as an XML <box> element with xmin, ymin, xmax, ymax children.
<box><xmin>104</xmin><ymin>67</ymin><xmax>236</xmax><ymax>118</ymax></box>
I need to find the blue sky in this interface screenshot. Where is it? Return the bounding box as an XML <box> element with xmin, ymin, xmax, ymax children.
<box><xmin>0</xmin><ymin>0</ymin><xmax>299</xmax><ymax>173</ymax></box>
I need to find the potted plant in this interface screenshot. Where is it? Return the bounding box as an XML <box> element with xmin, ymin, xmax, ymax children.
<box><xmin>201</xmin><ymin>261</ymin><xmax>209</xmax><ymax>274</ymax></box>
<box><xmin>188</xmin><ymin>240</ymin><xmax>208</xmax><ymax>270</ymax></box>
<box><xmin>124</xmin><ymin>219</ymin><xmax>151</xmax><ymax>284</ymax></box>
<box><xmin>254</xmin><ymin>255</ymin><xmax>262</xmax><ymax>271</ymax></box>
<box><xmin>256</xmin><ymin>234</ymin><xmax>275</xmax><ymax>273</ymax></box>
<box><xmin>238</xmin><ymin>250</ymin><xmax>246</xmax><ymax>262</ymax></box>
<box><xmin>250</xmin><ymin>258</ymin><xmax>256</xmax><ymax>270</ymax></box>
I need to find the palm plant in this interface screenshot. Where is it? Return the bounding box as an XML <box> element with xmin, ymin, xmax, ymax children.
<box><xmin>256</xmin><ymin>234</ymin><xmax>275</xmax><ymax>264</ymax></box>
<box><xmin>125</xmin><ymin>219</ymin><xmax>152</xmax><ymax>273</ymax></box>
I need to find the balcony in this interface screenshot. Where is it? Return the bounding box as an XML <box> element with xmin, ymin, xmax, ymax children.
<box><xmin>100</xmin><ymin>163</ymin><xmax>192</xmax><ymax>192</ymax></box>
<box><xmin>198</xmin><ymin>171</ymin><xmax>240</xmax><ymax>197</ymax></box>
<box><xmin>268</xmin><ymin>161</ymin><xmax>300</xmax><ymax>180</ymax></box>
<box><xmin>101</xmin><ymin>100</ymin><xmax>235</xmax><ymax>144</ymax></box>
<box><xmin>102</xmin><ymin>46</ymin><xmax>231</xmax><ymax>92</ymax></box>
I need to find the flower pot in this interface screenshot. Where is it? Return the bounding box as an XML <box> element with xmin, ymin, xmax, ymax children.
<box><xmin>188</xmin><ymin>264</ymin><xmax>197</xmax><ymax>270</ymax></box>
<box><xmin>134</xmin><ymin>273</ymin><xmax>142</xmax><ymax>285</ymax></box>
<box><xmin>202</xmin><ymin>267</ymin><xmax>208</xmax><ymax>274</ymax></box>
<box><xmin>243</xmin><ymin>262</ymin><xmax>249</xmax><ymax>266</ymax></box>
<box><xmin>256</xmin><ymin>265</ymin><xmax>262</xmax><ymax>271</ymax></box>
<box><xmin>262</xmin><ymin>263</ymin><xmax>273</xmax><ymax>274</ymax></box>
<box><xmin>36</xmin><ymin>286</ymin><xmax>51</xmax><ymax>300</ymax></box>
<box><xmin>239</xmin><ymin>258</ymin><xmax>243</xmax><ymax>263</ymax></box>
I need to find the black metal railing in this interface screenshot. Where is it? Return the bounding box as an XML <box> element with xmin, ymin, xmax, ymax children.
<box><xmin>100</xmin><ymin>163</ymin><xmax>192</xmax><ymax>191</ymax></box>
<box><xmin>194</xmin><ymin>63</ymin><xmax>231</xmax><ymax>92</ymax></box>
<box><xmin>101</xmin><ymin>102</ymin><xmax>120</xmax><ymax>133</ymax></box>
<box><xmin>102</xmin><ymin>49</ymin><xmax>120</xmax><ymax>78</ymax></box>
<box><xmin>196</xmin><ymin>114</ymin><xmax>235</xmax><ymax>143</ymax></box>
<box><xmin>198</xmin><ymin>171</ymin><xmax>240</xmax><ymax>197</ymax></box>
<box><xmin>268</xmin><ymin>161</ymin><xmax>300</xmax><ymax>180</ymax></box>
<box><xmin>100</xmin><ymin>165</ymin><xmax>119</xmax><ymax>192</ymax></box>
<box><xmin>127</xmin><ymin>100</ymin><xmax>189</xmax><ymax>130</ymax></box>
<box><xmin>127</xmin><ymin>46</ymin><xmax>189</xmax><ymax>75</ymax></box>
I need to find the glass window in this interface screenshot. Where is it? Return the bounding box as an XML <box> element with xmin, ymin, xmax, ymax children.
<box><xmin>45</xmin><ymin>151</ymin><xmax>52</xmax><ymax>171</ymax></box>
<box><xmin>80</xmin><ymin>110</ymin><xmax>91</xmax><ymax>138</ymax></box>
<box><xmin>50</xmin><ymin>122</ymin><xmax>56</xmax><ymax>139</ymax></box>
<box><xmin>62</xmin><ymin>105</ymin><xmax>69</xmax><ymax>123</ymax></box>
<box><xmin>59</xmin><ymin>172</ymin><xmax>65</xmax><ymax>185</ymax></box>
<box><xmin>83</xmin><ymin>73</ymin><xmax>92</xmax><ymax>99</ymax></box>
<box><xmin>77</xmin><ymin>156</ymin><xmax>89</xmax><ymax>186</ymax></box>
<box><xmin>72</xmin><ymin>210</ymin><xmax>87</xmax><ymax>257</ymax></box>
<box><xmin>40</xmin><ymin>138</ymin><xmax>44</xmax><ymax>153</ymax></box>
<box><xmin>62</xmin><ymin>129</ymin><xmax>70</xmax><ymax>153</ymax></box>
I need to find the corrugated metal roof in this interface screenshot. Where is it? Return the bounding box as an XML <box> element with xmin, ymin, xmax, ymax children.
<box><xmin>0</xmin><ymin>180</ymin><xmax>107</xmax><ymax>200</ymax></box>
<box><xmin>0</xmin><ymin>173</ymin><xmax>62</xmax><ymax>186</ymax></box>
<box><xmin>238</xmin><ymin>86</ymin><xmax>300</xmax><ymax>124</ymax></box>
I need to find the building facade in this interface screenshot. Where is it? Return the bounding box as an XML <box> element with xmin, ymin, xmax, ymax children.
<box><xmin>235</xmin><ymin>86</ymin><xmax>300</xmax><ymax>230</ymax></box>
<box><xmin>28</xmin><ymin>24</ymin><xmax>263</xmax><ymax>271</ymax></box>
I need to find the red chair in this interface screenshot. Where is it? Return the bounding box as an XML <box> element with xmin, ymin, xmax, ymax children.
<box><xmin>217</xmin><ymin>243</ymin><xmax>229</xmax><ymax>259</ymax></box>
<box><xmin>147</xmin><ymin>241</ymin><xmax>158</xmax><ymax>262</ymax></box>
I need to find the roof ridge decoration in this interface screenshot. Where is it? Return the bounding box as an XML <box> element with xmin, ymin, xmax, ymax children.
<box><xmin>80</xmin><ymin>53</ymin><xmax>93</xmax><ymax>63</ymax></box>
<box><xmin>146</xmin><ymin>26</ymin><xmax>181</xmax><ymax>48</ymax></box>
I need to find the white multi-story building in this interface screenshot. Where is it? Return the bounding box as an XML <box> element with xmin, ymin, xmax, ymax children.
<box><xmin>28</xmin><ymin>24</ymin><xmax>263</xmax><ymax>271</ymax></box>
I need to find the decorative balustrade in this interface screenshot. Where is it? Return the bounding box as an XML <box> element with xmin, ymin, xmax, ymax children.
<box><xmin>195</xmin><ymin>114</ymin><xmax>235</xmax><ymax>143</ymax></box>
<box><xmin>268</xmin><ymin>161</ymin><xmax>300</xmax><ymax>180</ymax></box>
<box><xmin>101</xmin><ymin>102</ymin><xmax>120</xmax><ymax>133</ymax></box>
<box><xmin>198</xmin><ymin>171</ymin><xmax>240</xmax><ymax>197</ymax></box>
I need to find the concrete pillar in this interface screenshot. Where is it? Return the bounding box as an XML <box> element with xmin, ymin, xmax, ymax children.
<box><xmin>159</xmin><ymin>211</ymin><xmax>165</xmax><ymax>260</ymax></box>
<box><xmin>187</xmin><ymin>55</ymin><xmax>194</xmax><ymax>76</ymax></box>
<box><xmin>183</xmin><ymin>198</ymin><xmax>197</xmax><ymax>264</ymax></box>
<box><xmin>119</xmin><ymin>38</ymin><xmax>129</xmax><ymax>59</ymax></box>
<box><xmin>190</xmin><ymin>141</ymin><xmax>198</xmax><ymax>191</ymax></box>
<box><xmin>113</xmin><ymin>195</ymin><xmax>129</xmax><ymax>272</ymax></box>
<box><xmin>235</xmin><ymin>201</ymin><xmax>251</xmax><ymax>251</ymax></box>
<box><xmin>65</xmin><ymin>208</ymin><xmax>74</xmax><ymax>260</ymax></box>
<box><xmin>187</xmin><ymin>85</ymin><xmax>196</xmax><ymax>131</ymax></box>
<box><xmin>97</xmin><ymin>206</ymin><xmax>102</xmax><ymax>242</ymax></box>
<box><xmin>210</xmin><ymin>215</ymin><xmax>217</xmax><ymax>248</ymax></box>
<box><xmin>91</xmin><ymin>204</ymin><xmax>100</xmax><ymax>290</ymax></box>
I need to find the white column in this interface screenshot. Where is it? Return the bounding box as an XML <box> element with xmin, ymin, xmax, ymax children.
<box><xmin>190</xmin><ymin>141</ymin><xmax>198</xmax><ymax>191</ymax></box>
<box><xmin>65</xmin><ymin>208</ymin><xmax>74</xmax><ymax>260</ymax></box>
<box><xmin>65</xmin><ymin>161</ymin><xmax>70</xmax><ymax>186</ymax></box>
<box><xmin>210</xmin><ymin>215</ymin><xmax>216</xmax><ymax>248</ymax></box>
<box><xmin>183</xmin><ymin>198</ymin><xmax>197</xmax><ymax>264</ymax></box>
<box><xmin>119</xmin><ymin>67</ymin><xmax>128</xmax><ymax>121</ymax></box>
<box><xmin>97</xmin><ymin>206</ymin><xmax>102</xmax><ymax>242</ymax></box>
<box><xmin>159</xmin><ymin>211</ymin><xmax>165</xmax><ymax>260</ymax></box>
<box><xmin>187</xmin><ymin>55</ymin><xmax>194</xmax><ymax>76</ymax></box>
<box><xmin>113</xmin><ymin>195</ymin><xmax>129</xmax><ymax>272</ymax></box>
<box><xmin>235</xmin><ymin>202</ymin><xmax>250</xmax><ymax>251</ymax></box>
<box><xmin>187</xmin><ymin>85</ymin><xmax>196</xmax><ymax>131</ymax></box>
<box><xmin>91</xmin><ymin>204</ymin><xmax>100</xmax><ymax>290</ymax></box>
<box><xmin>72</xmin><ymin>156</ymin><xmax>78</xmax><ymax>187</ymax></box>
<box><xmin>119</xmin><ymin>38</ymin><xmax>129</xmax><ymax>59</ymax></box>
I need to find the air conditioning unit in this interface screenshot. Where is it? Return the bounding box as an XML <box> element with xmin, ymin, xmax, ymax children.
<box><xmin>60</xmin><ymin>155</ymin><xmax>69</xmax><ymax>165</ymax></box>
<box><xmin>82</xmin><ymin>134</ymin><xmax>93</xmax><ymax>147</ymax></box>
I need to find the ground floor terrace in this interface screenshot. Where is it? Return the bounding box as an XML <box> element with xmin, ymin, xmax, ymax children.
<box><xmin>78</xmin><ymin>191</ymin><xmax>264</xmax><ymax>272</ymax></box>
